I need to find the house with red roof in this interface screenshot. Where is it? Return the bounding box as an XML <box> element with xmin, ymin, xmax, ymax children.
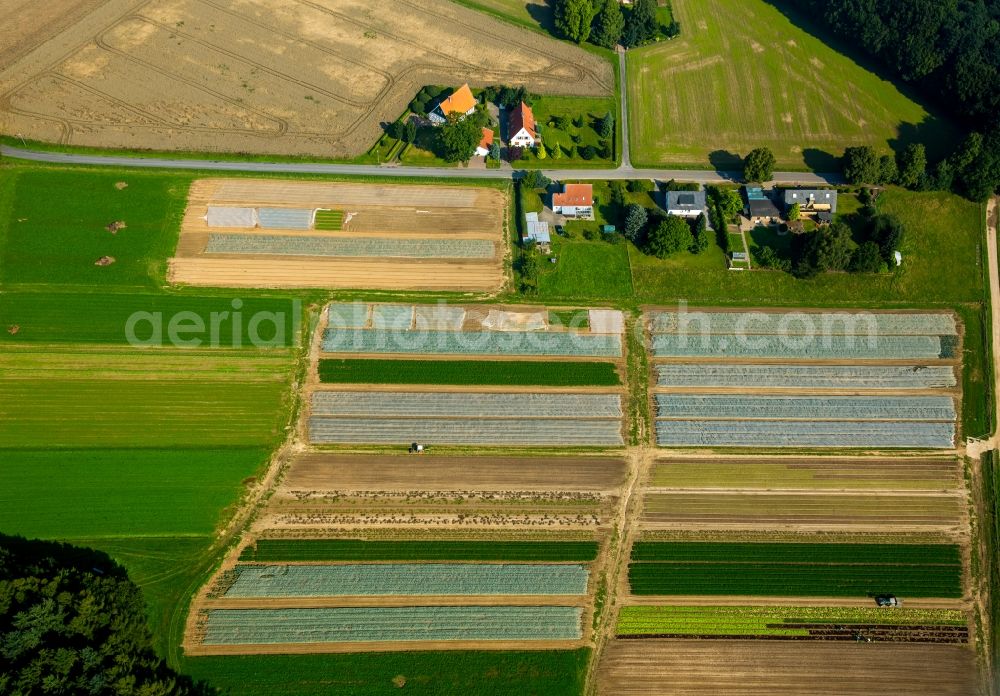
<box><xmin>475</xmin><ymin>128</ymin><xmax>495</xmax><ymax>157</ymax></box>
<box><xmin>552</xmin><ymin>183</ymin><xmax>594</xmax><ymax>220</ymax></box>
<box><xmin>508</xmin><ymin>101</ymin><xmax>539</xmax><ymax>148</ymax></box>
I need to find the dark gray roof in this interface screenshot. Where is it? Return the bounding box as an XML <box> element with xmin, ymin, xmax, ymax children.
<box><xmin>744</xmin><ymin>187</ymin><xmax>780</xmax><ymax>218</ymax></box>
<box><xmin>783</xmin><ymin>188</ymin><xmax>838</xmax><ymax>214</ymax></box>
<box><xmin>665</xmin><ymin>189</ymin><xmax>706</xmax><ymax>212</ymax></box>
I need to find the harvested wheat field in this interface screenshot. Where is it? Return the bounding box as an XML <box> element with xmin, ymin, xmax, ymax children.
<box><xmin>0</xmin><ymin>0</ymin><xmax>612</xmax><ymax>156</ymax></box>
<box><xmin>169</xmin><ymin>179</ymin><xmax>507</xmax><ymax>290</ymax></box>
<box><xmin>597</xmin><ymin>640</ymin><xmax>979</xmax><ymax>696</ymax></box>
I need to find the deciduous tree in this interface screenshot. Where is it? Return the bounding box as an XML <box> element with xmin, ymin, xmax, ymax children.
<box><xmin>554</xmin><ymin>0</ymin><xmax>594</xmax><ymax>43</ymax></box>
<box><xmin>646</xmin><ymin>215</ymin><xmax>692</xmax><ymax>258</ymax></box>
<box><xmin>743</xmin><ymin>147</ymin><xmax>776</xmax><ymax>183</ymax></box>
<box><xmin>591</xmin><ymin>0</ymin><xmax>624</xmax><ymax>48</ymax></box>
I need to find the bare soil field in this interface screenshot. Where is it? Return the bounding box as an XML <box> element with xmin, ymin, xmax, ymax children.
<box><xmin>282</xmin><ymin>453</ymin><xmax>628</xmax><ymax>492</ymax></box>
<box><xmin>0</xmin><ymin>0</ymin><xmax>612</xmax><ymax>156</ymax></box>
<box><xmin>170</xmin><ymin>179</ymin><xmax>507</xmax><ymax>290</ymax></box>
<box><xmin>597</xmin><ymin>640</ymin><xmax>979</xmax><ymax>695</ymax></box>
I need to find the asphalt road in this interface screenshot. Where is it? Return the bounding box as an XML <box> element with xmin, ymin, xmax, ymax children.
<box><xmin>0</xmin><ymin>145</ymin><xmax>843</xmax><ymax>185</ymax></box>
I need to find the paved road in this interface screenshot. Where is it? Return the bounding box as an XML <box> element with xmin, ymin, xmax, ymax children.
<box><xmin>617</xmin><ymin>47</ymin><xmax>632</xmax><ymax>169</ymax></box>
<box><xmin>0</xmin><ymin>145</ymin><xmax>842</xmax><ymax>185</ymax></box>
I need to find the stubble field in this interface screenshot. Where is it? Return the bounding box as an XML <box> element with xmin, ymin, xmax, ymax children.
<box><xmin>0</xmin><ymin>0</ymin><xmax>611</xmax><ymax>157</ymax></box>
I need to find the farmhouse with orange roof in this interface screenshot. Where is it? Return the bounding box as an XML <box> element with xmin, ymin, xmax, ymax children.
<box><xmin>428</xmin><ymin>84</ymin><xmax>478</xmax><ymax>125</ymax></box>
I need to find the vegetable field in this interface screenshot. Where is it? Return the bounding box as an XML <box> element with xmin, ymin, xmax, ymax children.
<box><xmin>222</xmin><ymin>563</ymin><xmax>590</xmax><ymax>597</ymax></box>
<box><xmin>654</xmin><ymin>420</ymin><xmax>955</xmax><ymax>448</ymax></box>
<box><xmin>308</xmin><ymin>391</ymin><xmax>624</xmax><ymax>446</ymax></box>
<box><xmin>657</xmin><ymin>364</ymin><xmax>957</xmax><ymax>390</ymax></box>
<box><xmin>205</xmin><ymin>234</ymin><xmax>495</xmax><ymax>259</ymax></box>
<box><xmin>313</xmin><ymin>210</ymin><xmax>344</xmax><ymax>231</ymax></box>
<box><xmin>628</xmin><ymin>542</ymin><xmax>963</xmax><ymax>597</ymax></box>
<box><xmin>640</xmin><ymin>492</ymin><xmax>964</xmax><ymax>529</ymax></box>
<box><xmin>240</xmin><ymin>540</ymin><xmax>600</xmax><ymax>563</ymax></box>
<box><xmin>317</xmin><ymin>359</ymin><xmax>621</xmax><ymax>386</ymax></box>
<box><xmin>616</xmin><ymin>606</ymin><xmax>968</xmax><ymax>642</ymax></box>
<box><xmin>202</xmin><ymin>606</ymin><xmax>583</xmax><ymax>644</ymax></box>
<box><xmin>656</xmin><ymin>395</ymin><xmax>955</xmax><ymax>421</ymax></box>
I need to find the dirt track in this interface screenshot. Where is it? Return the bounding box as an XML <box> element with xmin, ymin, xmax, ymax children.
<box><xmin>0</xmin><ymin>0</ymin><xmax>612</xmax><ymax>156</ymax></box>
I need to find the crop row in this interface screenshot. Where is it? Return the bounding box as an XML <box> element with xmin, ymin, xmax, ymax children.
<box><xmin>627</xmin><ymin>563</ymin><xmax>962</xmax><ymax>597</ymax></box>
<box><xmin>223</xmin><ymin>563</ymin><xmax>590</xmax><ymax>597</ymax></box>
<box><xmin>205</xmin><ymin>234</ymin><xmax>495</xmax><ymax>259</ymax></box>
<box><xmin>309</xmin><ymin>417</ymin><xmax>625</xmax><ymax>446</ymax></box>
<box><xmin>203</xmin><ymin>606</ymin><xmax>583</xmax><ymax>644</ymax></box>
<box><xmin>316</xmin><ymin>359</ymin><xmax>621</xmax><ymax>387</ymax></box>
<box><xmin>651</xmin><ymin>334</ymin><xmax>945</xmax><ymax>360</ymax></box>
<box><xmin>311</xmin><ymin>391</ymin><xmax>623</xmax><ymax>418</ymax></box>
<box><xmin>615</xmin><ymin>605</ymin><xmax>966</xmax><ymax>637</ymax></box>
<box><xmin>240</xmin><ymin>540</ymin><xmax>601</xmax><ymax>563</ymax></box>
<box><xmin>313</xmin><ymin>209</ymin><xmax>344</xmax><ymax>231</ymax></box>
<box><xmin>649</xmin><ymin>312</ymin><xmax>957</xmax><ymax>336</ymax></box>
<box><xmin>630</xmin><ymin>542</ymin><xmax>961</xmax><ymax>564</ymax></box>
<box><xmin>656</xmin><ymin>364</ymin><xmax>957</xmax><ymax>390</ymax></box>
<box><xmin>655</xmin><ymin>420</ymin><xmax>955</xmax><ymax>448</ymax></box>
<box><xmin>655</xmin><ymin>395</ymin><xmax>955</xmax><ymax>422</ymax></box>
<box><xmin>321</xmin><ymin>328</ymin><xmax>622</xmax><ymax>357</ymax></box>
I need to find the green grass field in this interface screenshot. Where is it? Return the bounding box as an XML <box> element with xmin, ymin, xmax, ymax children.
<box><xmin>628</xmin><ymin>542</ymin><xmax>963</xmax><ymax>597</ymax></box>
<box><xmin>183</xmin><ymin>649</ymin><xmax>590</xmax><ymax>696</ymax></box>
<box><xmin>0</xmin><ymin>346</ymin><xmax>293</xmax><ymax>448</ymax></box>
<box><xmin>0</xmin><ymin>449</ymin><xmax>268</xmax><ymax>538</ymax></box>
<box><xmin>240</xmin><ymin>539</ymin><xmax>600</xmax><ymax>562</ymax></box>
<box><xmin>537</xmin><ymin>240</ymin><xmax>634</xmax><ymax>299</ymax></box>
<box><xmin>0</xmin><ymin>291</ymin><xmax>302</xmax><ymax>346</ymax></box>
<box><xmin>317</xmin><ymin>358</ymin><xmax>621</xmax><ymax>386</ymax></box>
<box><xmin>627</xmin><ymin>0</ymin><xmax>957</xmax><ymax>168</ymax></box>
<box><xmin>1</xmin><ymin>169</ymin><xmax>186</xmax><ymax>287</ymax></box>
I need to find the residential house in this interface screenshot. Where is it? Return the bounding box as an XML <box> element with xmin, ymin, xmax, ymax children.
<box><xmin>783</xmin><ymin>189</ymin><xmax>838</xmax><ymax>223</ymax></box>
<box><xmin>475</xmin><ymin>128</ymin><xmax>494</xmax><ymax>157</ymax></box>
<box><xmin>744</xmin><ymin>186</ymin><xmax>781</xmax><ymax>224</ymax></box>
<box><xmin>524</xmin><ymin>212</ymin><xmax>551</xmax><ymax>249</ymax></box>
<box><xmin>665</xmin><ymin>189</ymin><xmax>707</xmax><ymax>218</ymax></box>
<box><xmin>508</xmin><ymin>101</ymin><xmax>539</xmax><ymax>148</ymax></box>
<box><xmin>552</xmin><ymin>183</ymin><xmax>594</xmax><ymax>220</ymax></box>
<box><xmin>428</xmin><ymin>84</ymin><xmax>477</xmax><ymax>125</ymax></box>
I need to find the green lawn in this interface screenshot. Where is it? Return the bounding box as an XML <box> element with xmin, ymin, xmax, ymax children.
<box><xmin>520</xmin><ymin>96</ymin><xmax>618</xmax><ymax>168</ymax></box>
<box><xmin>0</xmin><ymin>449</ymin><xmax>269</xmax><ymax>538</ymax></box>
<box><xmin>627</xmin><ymin>0</ymin><xmax>957</xmax><ymax>168</ymax></box>
<box><xmin>537</xmin><ymin>239</ymin><xmax>634</xmax><ymax>299</ymax></box>
<box><xmin>241</xmin><ymin>539</ymin><xmax>600</xmax><ymax>562</ymax></box>
<box><xmin>183</xmin><ymin>650</ymin><xmax>590</xmax><ymax>696</ymax></box>
<box><xmin>317</xmin><ymin>358</ymin><xmax>621</xmax><ymax>386</ymax></box>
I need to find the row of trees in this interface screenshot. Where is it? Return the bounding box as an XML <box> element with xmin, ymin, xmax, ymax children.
<box><xmin>780</xmin><ymin>0</ymin><xmax>1000</xmax><ymax>201</ymax></box>
<box><xmin>555</xmin><ymin>0</ymin><xmax>677</xmax><ymax>49</ymax></box>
